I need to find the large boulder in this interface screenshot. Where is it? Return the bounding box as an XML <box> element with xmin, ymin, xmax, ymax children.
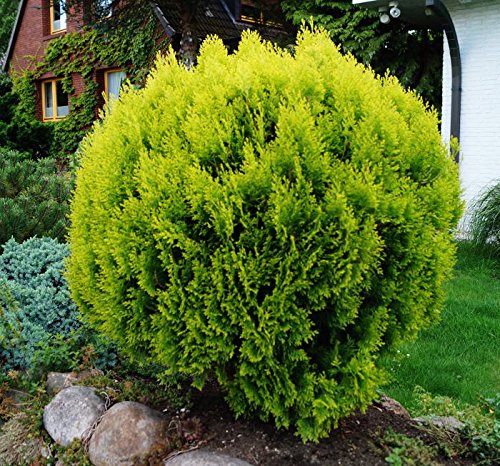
<box><xmin>43</xmin><ymin>386</ymin><xmax>106</xmax><ymax>446</ymax></box>
<box><xmin>165</xmin><ymin>451</ymin><xmax>252</xmax><ymax>466</ymax></box>
<box><xmin>88</xmin><ymin>401</ymin><xmax>169</xmax><ymax>466</ymax></box>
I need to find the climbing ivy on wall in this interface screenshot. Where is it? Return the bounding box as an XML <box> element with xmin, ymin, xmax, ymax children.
<box><xmin>12</xmin><ymin>3</ymin><xmax>170</xmax><ymax>161</ymax></box>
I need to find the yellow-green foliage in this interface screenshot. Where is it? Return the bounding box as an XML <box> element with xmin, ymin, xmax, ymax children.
<box><xmin>67</xmin><ymin>29</ymin><xmax>462</xmax><ymax>441</ymax></box>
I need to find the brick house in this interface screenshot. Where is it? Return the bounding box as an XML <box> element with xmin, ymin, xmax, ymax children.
<box><xmin>353</xmin><ymin>0</ymin><xmax>500</xmax><ymax>228</ymax></box>
<box><xmin>2</xmin><ymin>0</ymin><xmax>286</xmax><ymax>123</ymax></box>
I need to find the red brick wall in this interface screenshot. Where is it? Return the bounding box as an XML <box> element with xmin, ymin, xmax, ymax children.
<box><xmin>7</xmin><ymin>1</ymin><xmax>167</xmax><ymax>121</ymax></box>
<box><xmin>8</xmin><ymin>0</ymin><xmax>45</xmax><ymax>75</ymax></box>
<box><xmin>72</xmin><ymin>72</ymin><xmax>85</xmax><ymax>96</ymax></box>
<box><xmin>8</xmin><ymin>0</ymin><xmax>85</xmax><ymax>76</ymax></box>
<box><xmin>35</xmin><ymin>81</ymin><xmax>43</xmax><ymax>121</ymax></box>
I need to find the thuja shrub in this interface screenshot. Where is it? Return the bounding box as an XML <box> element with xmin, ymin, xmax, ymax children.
<box><xmin>67</xmin><ymin>29</ymin><xmax>462</xmax><ymax>441</ymax></box>
<box><xmin>0</xmin><ymin>148</ymin><xmax>71</xmax><ymax>245</ymax></box>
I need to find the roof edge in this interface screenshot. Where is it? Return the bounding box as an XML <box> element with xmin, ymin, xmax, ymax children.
<box><xmin>2</xmin><ymin>0</ymin><xmax>27</xmax><ymax>73</ymax></box>
<box><xmin>219</xmin><ymin>0</ymin><xmax>239</xmax><ymax>27</ymax></box>
<box><xmin>150</xmin><ymin>1</ymin><xmax>176</xmax><ymax>37</ymax></box>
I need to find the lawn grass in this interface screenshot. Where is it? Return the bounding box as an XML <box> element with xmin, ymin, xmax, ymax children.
<box><xmin>381</xmin><ymin>242</ymin><xmax>500</xmax><ymax>411</ymax></box>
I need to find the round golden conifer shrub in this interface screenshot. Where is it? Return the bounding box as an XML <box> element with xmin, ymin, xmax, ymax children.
<box><xmin>67</xmin><ymin>29</ymin><xmax>462</xmax><ymax>441</ymax></box>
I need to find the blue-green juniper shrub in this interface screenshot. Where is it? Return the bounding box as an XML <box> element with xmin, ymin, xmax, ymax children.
<box><xmin>0</xmin><ymin>237</ymin><xmax>116</xmax><ymax>373</ymax></box>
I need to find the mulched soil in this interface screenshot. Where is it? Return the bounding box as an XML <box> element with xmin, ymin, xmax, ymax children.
<box><xmin>177</xmin><ymin>385</ymin><xmax>475</xmax><ymax>466</ymax></box>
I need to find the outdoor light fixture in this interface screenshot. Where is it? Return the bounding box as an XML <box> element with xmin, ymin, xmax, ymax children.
<box><xmin>379</xmin><ymin>6</ymin><xmax>391</xmax><ymax>24</ymax></box>
<box><xmin>389</xmin><ymin>1</ymin><xmax>401</xmax><ymax>18</ymax></box>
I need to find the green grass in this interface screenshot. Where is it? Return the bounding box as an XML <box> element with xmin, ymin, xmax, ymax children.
<box><xmin>381</xmin><ymin>242</ymin><xmax>500</xmax><ymax>410</ymax></box>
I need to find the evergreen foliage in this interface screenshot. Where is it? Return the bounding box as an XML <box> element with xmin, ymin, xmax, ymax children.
<box><xmin>67</xmin><ymin>29</ymin><xmax>462</xmax><ymax>441</ymax></box>
<box><xmin>0</xmin><ymin>148</ymin><xmax>71</xmax><ymax>245</ymax></box>
<box><xmin>281</xmin><ymin>0</ymin><xmax>443</xmax><ymax>109</ymax></box>
<box><xmin>0</xmin><ymin>237</ymin><xmax>79</xmax><ymax>370</ymax></box>
<box><xmin>0</xmin><ymin>0</ymin><xmax>19</xmax><ymax>57</ymax></box>
<box><xmin>470</xmin><ymin>182</ymin><xmax>500</xmax><ymax>257</ymax></box>
<box><xmin>0</xmin><ymin>74</ymin><xmax>53</xmax><ymax>157</ymax></box>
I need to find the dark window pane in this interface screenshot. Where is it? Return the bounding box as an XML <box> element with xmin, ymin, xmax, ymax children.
<box><xmin>56</xmin><ymin>81</ymin><xmax>69</xmax><ymax>117</ymax></box>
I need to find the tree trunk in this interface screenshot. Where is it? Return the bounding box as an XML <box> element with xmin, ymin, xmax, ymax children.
<box><xmin>178</xmin><ymin>0</ymin><xmax>202</xmax><ymax>69</ymax></box>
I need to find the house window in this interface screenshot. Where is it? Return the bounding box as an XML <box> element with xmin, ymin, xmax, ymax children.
<box><xmin>42</xmin><ymin>79</ymin><xmax>69</xmax><ymax>121</ymax></box>
<box><xmin>50</xmin><ymin>0</ymin><xmax>67</xmax><ymax>34</ymax></box>
<box><xmin>240</xmin><ymin>1</ymin><xmax>282</xmax><ymax>26</ymax></box>
<box><xmin>104</xmin><ymin>69</ymin><xmax>126</xmax><ymax>100</ymax></box>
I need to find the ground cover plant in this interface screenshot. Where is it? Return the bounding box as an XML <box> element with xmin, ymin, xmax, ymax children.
<box><xmin>410</xmin><ymin>388</ymin><xmax>499</xmax><ymax>465</ymax></box>
<box><xmin>381</xmin><ymin>242</ymin><xmax>499</xmax><ymax>409</ymax></box>
<box><xmin>67</xmin><ymin>29</ymin><xmax>462</xmax><ymax>441</ymax></box>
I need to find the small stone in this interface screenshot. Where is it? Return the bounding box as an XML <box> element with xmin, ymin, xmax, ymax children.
<box><xmin>3</xmin><ymin>389</ymin><xmax>29</xmax><ymax>412</ymax></box>
<box><xmin>43</xmin><ymin>386</ymin><xmax>106</xmax><ymax>446</ymax></box>
<box><xmin>376</xmin><ymin>395</ymin><xmax>410</xmax><ymax>418</ymax></box>
<box><xmin>165</xmin><ymin>450</ymin><xmax>252</xmax><ymax>466</ymax></box>
<box><xmin>88</xmin><ymin>401</ymin><xmax>169</xmax><ymax>466</ymax></box>
<box><xmin>46</xmin><ymin>372</ymin><xmax>77</xmax><ymax>395</ymax></box>
<box><xmin>46</xmin><ymin>369</ymin><xmax>103</xmax><ymax>395</ymax></box>
<box><xmin>76</xmin><ymin>368</ymin><xmax>103</xmax><ymax>382</ymax></box>
<box><xmin>414</xmin><ymin>415</ymin><xmax>465</xmax><ymax>432</ymax></box>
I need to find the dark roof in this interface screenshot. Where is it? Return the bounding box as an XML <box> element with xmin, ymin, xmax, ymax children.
<box><xmin>2</xmin><ymin>0</ymin><xmax>290</xmax><ymax>73</ymax></box>
<box><xmin>156</xmin><ymin>0</ymin><xmax>242</xmax><ymax>42</ymax></box>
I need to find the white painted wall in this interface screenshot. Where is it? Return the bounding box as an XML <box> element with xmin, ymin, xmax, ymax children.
<box><xmin>442</xmin><ymin>0</ymin><xmax>500</xmax><ymax>231</ymax></box>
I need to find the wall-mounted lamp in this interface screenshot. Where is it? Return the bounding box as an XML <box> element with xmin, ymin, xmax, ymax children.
<box><xmin>389</xmin><ymin>1</ymin><xmax>401</xmax><ymax>18</ymax></box>
<box><xmin>378</xmin><ymin>6</ymin><xmax>391</xmax><ymax>24</ymax></box>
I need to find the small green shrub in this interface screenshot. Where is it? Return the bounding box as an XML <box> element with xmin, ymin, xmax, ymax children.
<box><xmin>379</xmin><ymin>429</ymin><xmax>441</xmax><ymax>466</ymax></box>
<box><xmin>0</xmin><ymin>74</ymin><xmax>54</xmax><ymax>157</ymax></box>
<box><xmin>470</xmin><ymin>181</ymin><xmax>500</xmax><ymax>257</ymax></box>
<box><xmin>68</xmin><ymin>29</ymin><xmax>462</xmax><ymax>441</ymax></box>
<box><xmin>30</xmin><ymin>325</ymin><xmax>118</xmax><ymax>375</ymax></box>
<box><xmin>0</xmin><ymin>237</ymin><xmax>117</xmax><ymax>373</ymax></box>
<box><xmin>0</xmin><ymin>148</ymin><xmax>71</xmax><ymax>245</ymax></box>
<box><xmin>412</xmin><ymin>387</ymin><xmax>500</xmax><ymax>465</ymax></box>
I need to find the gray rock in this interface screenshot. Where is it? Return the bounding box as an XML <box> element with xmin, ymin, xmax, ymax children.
<box><xmin>88</xmin><ymin>401</ymin><xmax>169</xmax><ymax>466</ymax></box>
<box><xmin>414</xmin><ymin>415</ymin><xmax>465</xmax><ymax>432</ymax></box>
<box><xmin>46</xmin><ymin>372</ymin><xmax>77</xmax><ymax>395</ymax></box>
<box><xmin>43</xmin><ymin>386</ymin><xmax>106</xmax><ymax>446</ymax></box>
<box><xmin>4</xmin><ymin>389</ymin><xmax>29</xmax><ymax>410</ymax></box>
<box><xmin>165</xmin><ymin>451</ymin><xmax>252</xmax><ymax>466</ymax></box>
<box><xmin>376</xmin><ymin>394</ymin><xmax>410</xmax><ymax>418</ymax></box>
<box><xmin>46</xmin><ymin>369</ymin><xmax>104</xmax><ymax>395</ymax></box>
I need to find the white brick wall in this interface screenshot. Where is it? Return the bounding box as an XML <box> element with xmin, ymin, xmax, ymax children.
<box><xmin>442</xmin><ymin>0</ymin><xmax>500</xmax><ymax>230</ymax></box>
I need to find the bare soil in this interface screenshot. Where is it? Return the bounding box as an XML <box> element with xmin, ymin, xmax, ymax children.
<box><xmin>175</xmin><ymin>386</ymin><xmax>475</xmax><ymax>466</ymax></box>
